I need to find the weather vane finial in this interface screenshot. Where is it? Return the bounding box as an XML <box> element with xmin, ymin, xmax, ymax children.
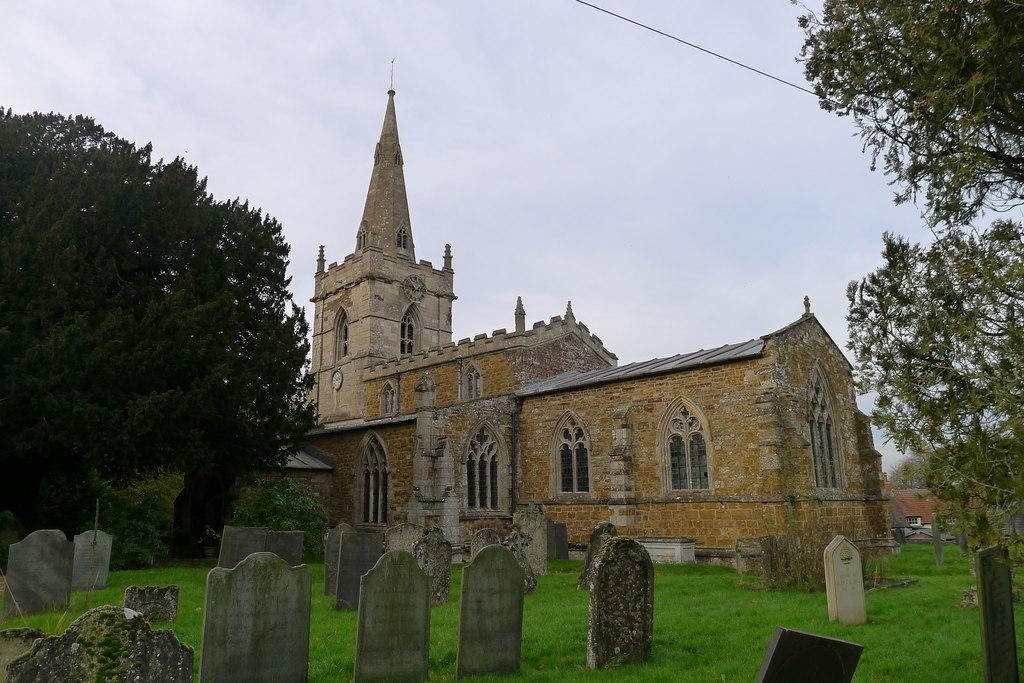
<box><xmin>389</xmin><ymin>58</ymin><xmax>396</xmax><ymax>91</ymax></box>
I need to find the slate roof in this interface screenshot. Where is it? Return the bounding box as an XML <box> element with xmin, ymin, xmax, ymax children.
<box><xmin>516</xmin><ymin>337</ymin><xmax>765</xmax><ymax>398</ymax></box>
<box><xmin>283</xmin><ymin>444</ymin><xmax>335</xmax><ymax>471</ymax></box>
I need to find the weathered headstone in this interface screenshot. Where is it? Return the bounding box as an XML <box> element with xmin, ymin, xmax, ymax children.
<box><xmin>891</xmin><ymin>527</ymin><xmax>907</xmax><ymax>545</ymax></box>
<box><xmin>577</xmin><ymin>522</ymin><xmax>617</xmax><ymax>590</ymax></box>
<box><xmin>6</xmin><ymin>606</ymin><xmax>193</xmax><ymax>683</ymax></box>
<box><xmin>2</xmin><ymin>529</ymin><xmax>73</xmax><ymax>618</ymax></box>
<box><xmin>217</xmin><ymin>525</ymin><xmax>268</xmax><ymax>569</ymax></box>
<box><xmin>976</xmin><ymin>545</ymin><xmax>1019</xmax><ymax>683</ymax></box>
<box><xmin>200</xmin><ymin>552</ymin><xmax>310</xmax><ymax>682</ymax></box>
<box><xmin>267</xmin><ymin>530</ymin><xmax>305</xmax><ymax>566</ymax></box>
<box><xmin>587</xmin><ymin>537</ymin><xmax>654</xmax><ymax>669</ymax></box>
<box><xmin>354</xmin><ymin>551</ymin><xmax>430</xmax><ymax>683</ymax></box>
<box><xmin>823</xmin><ymin>535</ymin><xmax>866</xmax><ymax>626</ymax></box>
<box><xmin>932</xmin><ymin>515</ymin><xmax>945</xmax><ymax>566</ymax></box>
<box><xmin>958</xmin><ymin>533</ymin><xmax>969</xmax><ymax>557</ymax></box>
<box><xmin>0</xmin><ymin>628</ymin><xmax>44</xmax><ymax>683</ymax></box>
<box><xmin>71</xmin><ymin>529</ymin><xmax>113</xmax><ymax>591</ymax></box>
<box><xmin>457</xmin><ymin>545</ymin><xmax>524</xmax><ymax>679</ymax></box>
<box><xmin>385</xmin><ymin>522</ymin><xmax>423</xmax><ymax>554</ymax></box>
<box><xmin>324</xmin><ymin>522</ymin><xmax>356</xmax><ymax>595</ymax></box>
<box><xmin>334</xmin><ymin>531</ymin><xmax>383</xmax><ymax>610</ymax></box>
<box><xmin>124</xmin><ymin>585</ymin><xmax>179</xmax><ymax>622</ymax></box>
<box><xmin>754</xmin><ymin>627</ymin><xmax>863</xmax><ymax>683</ymax></box>
<box><xmin>501</xmin><ymin>528</ymin><xmax>537</xmax><ymax>593</ymax></box>
<box><xmin>470</xmin><ymin>528</ymin><xmax>502</xmax><ymax>559</ymax></box>
<box><xmin>414</xmin><ymin>527</ymin><xmax>453</xmax><ymax>605</ymax></box>
<box><xmin>547</xmin><ymin>521</ymin><xmax>569</xmax><ymax>560</ymax></box>
<box><xmin>512</xmin><ymin>509</ymin><xmax>549</xmax><ymax>576</ymax></box>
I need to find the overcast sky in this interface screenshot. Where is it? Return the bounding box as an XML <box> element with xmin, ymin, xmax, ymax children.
<box><xmin>3</xmin><ymin>1</ymin><xmax>936</xmax><ymax>470</ymax></box>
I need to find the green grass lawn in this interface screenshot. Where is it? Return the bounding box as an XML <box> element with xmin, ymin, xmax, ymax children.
<box><xmin>2</xmin><ymin>544</ymin><xmax>1021</xmax><ymax>681</ymax></box>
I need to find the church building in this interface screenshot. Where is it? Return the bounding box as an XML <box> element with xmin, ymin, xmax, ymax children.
<box><xmin>295</xmin><ymin>89</ymin><xmax>892</xmax><ymax>563</ymax></box>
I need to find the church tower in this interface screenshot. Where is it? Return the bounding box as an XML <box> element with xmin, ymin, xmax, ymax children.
<box><xmin>310</xmin><ymin>90</ymin><xmax>456</xmax><ymax>423</ymax></box>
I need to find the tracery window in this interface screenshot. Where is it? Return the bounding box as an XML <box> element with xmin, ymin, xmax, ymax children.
<box><xmin>359</xmin><ymin>435</ymin><xmax>389</xmax><ymax>524</ymax></box>
<box><xmin>400</xmin><ymin>309</ymin><xmax>416</xmax><ymax>355</ymax></box>
<box><xmin>667</xmin><ymin>407</ymin><xmax>709</xmax><ymax>491</ymax></box>
<box><xmin>556</xmin><ymin>414</ymin><xmax>590</xmax><ymax>493</ymax></box>
<box><xmin>335</xmin><ymin>309</ymin><xmax>349</xmax><ymax>360</ymax></box>
<box><xmin>357</xmin><ymin>227</ymin><xmax>367</xmax><ymax>250</ymax></box>
<box><xmin>396</xmin><ymin>226</ymin><xmax>409</xmax><ymax>249</ymax></box>
<box><xmin>809</xmin><ymin>373</ymin><xmax>841</xmax><ymax>488</ymax></box>
<box><xmin>465</xmin><ymin>365</ymin><xmax>482</xmax><ymax>400</ymax></box>
<box><xmin>380</xmin><ymin>382</ymin><xmax>396</xmax><ymax>416</ymax></box>
<box><xmin>466</xmin><ymin>427</ymin><xmax>500</xmax><ymax>510</ymax></box>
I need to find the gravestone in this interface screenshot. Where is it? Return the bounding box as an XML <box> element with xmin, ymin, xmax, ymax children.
<box><xmin>267</xmin><ymin>530</ymin><xmax>305</xmax><ymax>566</ymax></box>
<box><xmin>891</xmin><ymin>527</ymin><xmax>907</xmax><ymax>545</ymax></box>
<box><xmin>577</xmin><ymin>522</ymin><xmax>617</xmax><ymax>590</ymax></box>
<box><xmin>71</xmin><ymin>529</ymin><xmax>113</xmax><ymax>591</ymax></box>
<box><xmin>324</xmin><ymin>522</ymin><xmax>356</xmax><ymax>595</ymax></box>
<box><xmin>413</xmin><ymin>527</ymin><xmax>453</xmax><ymax>605</ymax></box>
<box><xmin>754</xmin><ymin>627</ymin><xmax>863</xmax><ymax>683</ymax></box>
<box><xmin>217</xmin><ymin>525</ymin><xmax>268</xmax><ymax>569</ymax></box>
<box><xmin>501</xmin><ymin>528</ymin><xmax>537</xmax><ymax>593</ymax></box>
<box><xmin>334</xmin><ymin>531</ymin><xmax>383</xmax><ymax>610</ymax></box>
<box><xmin>457</xmin><ymin>545</ymin><xmax>524</xmax><ymax>679</ymax></box>
<box><xmin>0</xmin><ymin>628</ymin><xmax>44</xmax><ymax>682</ymax></box>
<box><xmin>512</xmin><ymin>509</ymin><xmax>549</xmax><ymax>576</ymax></box>
<box><xmin>587</xmin><ymin>537</ymin><xmax>654</xmax><ymax>669</ymax></box>
<box><xmin>2</xmin><ymin>529</ymin><xmax>73</xmax><ymax>618</ymax></box>
<box><xmin>823</xmin><ymin>535</ymin><xmax>866</xmax><ymax>626</ymax></box>
<box><xmin>547</xmin><ymin>521</ymin><xmax>569</xmax><ymax>560</ymax></box>
<box><xmin>385</xmin><ymin>522</ymin><xmax>423</xmax><ymax>554</ymax></box>
<box><xmin>976</xmin><ymin>545</ymin><xmax>1019</xmax><ymax>683</ymax></box>
<box><xmin>124</xmin><ymin>585</ymin><xmax>179</xmax><ymax>622</ymax></box>
<box><xmin>6</xmin><ymin>606</ymin><xmax>193</xmax><ymax>683</ymax></box>
<box><xmin>958</xmin><ymin>533</ymin><xmax>969</xmax><ymax>556</ymax></box>
<box><xmin>354</xmin><ymin>551</ymin><xmax>430</xmax><ymax>683</ymax></box>
<box><xmin>200</xmin><ymin>552</ymin><xmax>310</xmax><ymax>682</ymax></box>
<box><xmin>470</xmin><ymin>528</ymin><xmax>502</xmax><ymax>559</ymax></box>
<box><xmin>932</xmin><ymin>515</ymin><xmax>944</xmax><ymax>566</ymax></box>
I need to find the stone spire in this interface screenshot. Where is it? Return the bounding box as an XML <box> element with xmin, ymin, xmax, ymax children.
<box><xmin>356</xmin><ymin>90</ymin><xmax>414</xmax><ymax>260</ymax></box>
<box><xmin>565</xmin><ymin>300</ymin><xmax>575</xmax><ymax>321</ymax></box>
<box><xmin>316</xmin><ymin>245</ymin><xmax>325</xmax><ymax>275</ymax></box>
<box><xmin>515</xmin><ymin>296</ymin><xmax>526</xmax><ymax>334</ymax></box>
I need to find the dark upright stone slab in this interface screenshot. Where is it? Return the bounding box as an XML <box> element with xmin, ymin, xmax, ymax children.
<box><xmin>958</xmin><ymin>533</ymin><xmax>969</xmax><ymax>556</ymax></box>
<box><xmin>549</xmin><ymin>522</ymin><xmax>569</xmax><ymax>560</ymax></box>
<box><xmin>456</xmin><ymin>545</ymin><xmax>524</xmax><ymax>679</ymax></box>
<box><xmin>586</xmin><ymin>537</ymin><xmax>654</xmax><ymax>669</ymax></box>
<box><xmin>577</xmin><ymin>522</ymin><xmax>616</xmax><ymax>590</ymax></box>
<box><xmin>324</xmin><ymin>523</ymin><xmax>356</xmax><ymax>595</ymax></box>
<box><xmin>976</xmin><ymin>545</ymin><xmax>1018</xmax><ymax>683</ymax></box>
<box><xmin>71</xmin><ymin>529</ymin><xmax>113</xmax><ymax>591</ymax></box>
<box><xmin>334</xmin><ymin>531</ymin><xmax>383</xmax><ymax>610</ymax></box>
<box><xmin>354</xmin><ymin>551</ymin><xmax>430</xmax><ymax>682</ymax></box>
<box><xmin>932</xmin><ymin>515</ymin><xmax>944</xmax><ymax>566</ymax></box>
<box><xmin>200</xmin><ymin>552</ymin><xmax>310</xmax><ymax>682</ymax></box>
<box><xmin>217</xmin><ymin>526</ymin><xmax>268</xmax><ymax>569</ymax></box>
<box><xmin>754</xmin><ymin>627</ymin><xmax>862</xmax><ymax>683</ymax></box>
<box><xmin>267</xmin><ymin>530</ymin><xmax>304</xmax><ymax>566</ymax></box>
<box><xmin>2</xmin><ymin>530</ymin><xmax>73</xmax><ymax>618</ymax></box>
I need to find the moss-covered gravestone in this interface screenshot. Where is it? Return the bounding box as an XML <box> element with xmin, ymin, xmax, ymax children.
<box><xmin>385</xmin><ymin>522</ymin><xmax>423</xmax><ymax>555</ymax></box>
<box><xmin>577</xmin><ymin>522</ymin><xmax>616</xmax><ymax>590</ymax></box>
<box><xmin>354</xmin><ymin>551</ymin><xmax>430</xmax><ymax>682</ymax></box>
<box><xmin>6</xmin><ymin>606</ymin><xmax>193</xmax><ymax>682</ymax></box>
<box><xmin>0</xmin><ymin>628</ymin><xmax>44</xmax><ymax>682</ymax></box>
<box><xmin>334</xmin><ymin>531</ymin><xmax>383</xmax><ymax>610</ymax></box>
<box><xmin>501</xmin><ymin>528</ymin><xmax>537</xmax><ymax>594</ymax></box>
<box><xmin>511</xmin><ymin>509</ymin><xmax>549</xmax><ymax>576</ymax></box>
<box><xmin>324</xmin><ymin>523</ymin><xmax>356</xmax><ymax>596</ymax></box>
<box><xmin>456</xmin><ymin>545</ymin><xmax>524</xmax><ymax>679</ymax></box>
<box><xmin>413</xmin><ymin>527</ymin><xmax>452</xmax><ymax>605</ymax></box>
<box><xmin>470</xmin><ymin>528</ymin><xmax>501</xmax><ymax>560</ymax></box>
<box><xmin>71</xmin><ymin>529</ymin><xmax>113</xmax><ymax>591</ymax></box>
<box><xmin>2</xmin><ymin>530</ymin><xmax>73</xmax><ymax>618</ymax></box>
<box><xmin>200</xmin><ymin>552</ymin><xmax>311</xmax><ymax>682</ymax></box>
<box><xmin>124</xmin><ymin>585</ymin><xmax>179</xmax><ymax>622</ymax></box>
<box><xmin>587</xmin><ymin>537</ymin><xmax>654</xmax><ymax>669</ymax></box>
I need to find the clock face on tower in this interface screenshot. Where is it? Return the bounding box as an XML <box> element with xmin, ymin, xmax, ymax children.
<box><xmin>402</xmin><ymin>275</ymin><xmax>426</xmax><ymax>302</ymax></box>
<box><xmin>331</xmin><ymin>370</ymin><xmax>344</xmax><ymax>391</ymax></box>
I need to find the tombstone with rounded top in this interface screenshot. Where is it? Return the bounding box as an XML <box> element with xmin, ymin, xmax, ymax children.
<box><xmin>2</xmin><ymin>529</ymin><xmax>73</xmax><ymax>618</ymax></box>
<box><xmin>587</xmin><ymin>537</ymin><xmax>654</xmax><ymax>669</ymax></box>
<box><xmin>124</xmin><ymin>585</ymin><xmax>179</xmax><ymax>622</ymax></box>
<box><xmin>72</xmin><ymin>529</ymin><xmax>113</xmax><ymax>591</ymax></box>
<box><xmin>334</xmin><ymin>531</ymin><xmax>383</xmax><ymax>610</ymax></box>
<box><xmin>470</xmin><ymin>528</ymin><xmax>501</xmax><ymax>560</ymax></box>
<box><xmin>823</xmin><ymin>535</ymin><xmax>866</xmax><ymax>626</ymax></box>
<box><xmin>501</xmin><ymin>528</ymin><xmax>537</xmax><ymax>593</ymax></box>
<box><xmin>577</xmin><ymin>522</ymin><xmax>616</xmax><ymax>590</ymax></box>
<box><xmin>457</xmin><ymin>545</ymin><xmax>524</xmax><ymax>679</ymax></box>
<box><xmin>512</xmin><ymin>509</ymin><xmax>549</xmax><ymax>576</ymax></box>
<box><xmin>354</xmin><ymin>551</ymin><xmax>430</xmax><ymax>683</ymax></box>
<box><xmin>217</xmin><ymin>525</ymin><xmax>268</xmax><ymax>569</ymax></box>
<box><xmin>385</xmin><ymin>522</ymin><xmax>423</xmax><ymax>555</ymax></box>
<box><xmin>324</xmin><ymin>523</ymin><xmax>356</xmax><ymax>595</ymax></box>
<box><xmin>200</xmin><ymin>552</ymin><xmax>311</xmax><ymax>682</ymax></box>
<box><xmin>414</xmin><ymin>527</ymin><xmax>453</xmax><ymax>605</ymax></box>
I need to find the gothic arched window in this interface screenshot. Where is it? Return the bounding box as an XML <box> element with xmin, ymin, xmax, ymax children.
<box><xmin>400</xmin><ymin>309</ymin><xmax>416</xmax><ymax>355</ymax></box>
<box><xmin>555</xmin><ymin>413</ymin><xmax>590</xmax><ymax>493</ymax></box>
<box><xmin>358</xmin><ymin>434</ymin><xmax>389</xmax><ymax>524</ymax></box>
<box><xmin>465</xmin><ymin>364</ymin><xmax>482</xmax><ymax>400</ymax></box>
<box><xmin>396</xmin><ymin>226</ymin><xmax>409</xmax><ymax>249</ymax></box>
<box><xmin>357</xmin><ymin>227</ymin><xmax>367</xmax><ymax>250</ymax></box>
<box><xmin>660</xmin><ymin>401</ymin><xmax>710</xmax><ymax>491</ymax></box>
<box><xmin>466</xmin><ymin>426</ymin><xmax>500</xmax><ymax>510</ymax></box>
<box><xmin>809</xmin><ymin>371</ymin><xmax>841</xmax><ymax>489</ymax></box>
<box><xmin>335</xmin><ymin>309</ymin><xmax>349</xmax><ymax>360</ymax></box>
<box><xmin>380</xmin><ymin>382</ymin><xmax>396</xmax><ymax>416</ymax></box>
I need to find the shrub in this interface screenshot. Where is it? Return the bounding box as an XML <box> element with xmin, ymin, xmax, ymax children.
<box><xmin>230</xmin><ymin>478</ymin><xmax>328</xmax><ymax>559</ymax></box>
<box><xmin>93</xmin><ymin>471</ymin><xmax>183</xmax><ymax>569</ymax></box>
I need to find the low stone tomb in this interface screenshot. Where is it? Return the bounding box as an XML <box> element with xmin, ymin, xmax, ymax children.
<box><xmin>354</xmin><ymin>551</ymin><xmax>430</xmax><ymax>682</ymax></box>
<box><xmin>754</xmin><ymin>627</ymin><xmax>863</xmax><ymax>683</ymax></box>
<box><xmin>7</xmin><ymin>606</ymin><xmax>193</xmax><ymax>683</ymax></box>
<box><xmin>334</xmin><ymin>531</ymin><xmax>383</xmax><ymax>610</ymax></box>
<box><xmin>0</xmin><ymin>628</ymin><xmax>44</xmax><ymax>682</ymax></box>
<box><xmin>501</xmin><ymin>528</ymin><xmax>537</xmax><ymax>593</ymax></box>
<box><xmin>547</xmin><ymin>521</ymin><xmax>569</xmax><ymax>560</ymax></box>
<box><xmin>470</xmin><ymin>528</ymin><xmax>501</xmax><ymax>559</ymax></box>
<box><xmin>2</xmin><ymin>529</ymin><xmax>73</xmax><ymax>618</ymax></box>
<box><xmin>385</xmin><ymin>522</ymin><xmax>423</xmax><ymax>554</ymax></box>
<box><xmin>200</xmin><ymin>552</ymin><xmax>310</xmax><ymax>682</ymax></box>
<box><xmin>71</xmin><ymin>529</ymin><xmax>113</xmax><ymax>591</ymax></box>
<box><xmin>324</xmin><ymin>522</ymin><xmax>356</xmax><ymax>595</ymax></box>
<box><xmin>512</xmin><ymin>509</ymin><xmax>549</xmax><ymax>576</ymax></box>
<box><xmin>823</xmin><ymin>535</ymin><xmax>866</xmax><ymax>626</ymax></box>
<box><xmin>217</xmin><ymin>525</ymin><xmax>268</xmax><ymax>569</ymax></box>
<box><xmin>457</xmin><ymin>545</ymin><xmax>524</xmax><ymax>679</ymax></box>
<box><xmin>577</xmin><ymin>522</ymin><xmax>616</xmax><ymax>590</ymax></box>
<box><xmin>976</xmin><ymin>545</ymin><xmax>1018</xmax><ymax>682</ymax></box>
<box><xmin>124</xmin><ymin>585</ymin><xmax>179</xmax><ymax>622</ymax></box>
<box><xmin>267</xmin><ymin>530</ymin><xmax>305</xmax><ymax>566</ymax></box>
<box><xmin>587</xmin><ymin>537</ymin><xmax>654</xmax><ymax>669</ymax></box>
<box><xmin>414</xmin><ymin>527</ymin><xmax>453</xmax><ymax>605</ymax></box>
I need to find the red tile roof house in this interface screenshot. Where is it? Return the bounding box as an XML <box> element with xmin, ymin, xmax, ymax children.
<box><xmin>888</xmin><ymin>488</ymin><xmax>939</xmax><ymax>529</ymax></box>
